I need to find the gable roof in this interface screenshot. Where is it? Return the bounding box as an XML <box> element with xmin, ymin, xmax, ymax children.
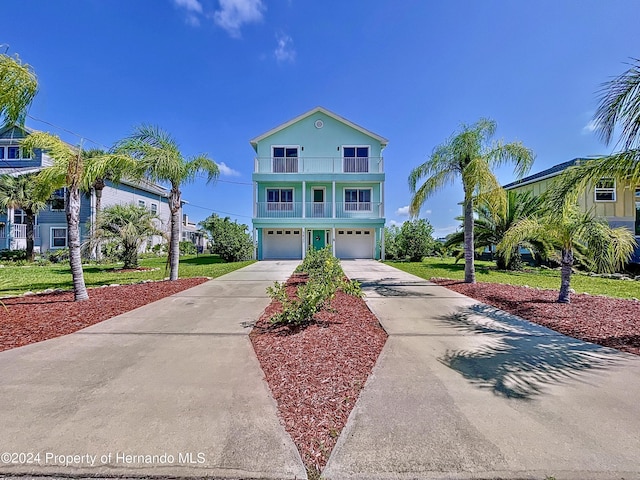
<box><xmin>503</xmin><ymin>158</ymin><xmax>590</xmax><ymax>189</ymax></box>
<box><xmin>249</xmin><ymin>106</ymin><xmax>389</xmax><ymax>150</ymax></box>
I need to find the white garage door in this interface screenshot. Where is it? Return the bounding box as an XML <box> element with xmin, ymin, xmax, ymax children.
<box><xmin>263</xmin><ymin>229</ymin><xmax>302</xmax><ymax>259</ymax></box>
<box><xmin>336</xmin><ymin>229</ymin><xmax>374</xmax><ymax>259</ymax></box>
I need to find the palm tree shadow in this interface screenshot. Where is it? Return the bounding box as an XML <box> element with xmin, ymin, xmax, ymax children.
<box><xmin>437</xmin><ymin>304</ymin><xmax>622</xmax><ymax>400</ymax></box>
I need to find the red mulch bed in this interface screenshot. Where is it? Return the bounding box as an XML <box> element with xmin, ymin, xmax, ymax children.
<box><xmin>250</xmin><ymin>274</ymin><xmax>387</xmax><ymax>473</ymax></box>
<box><xmin>432</xmin><ymin>279</ymin><xmax>640</xmax><ymax>356</ymax></box>
<box><xmin>0</xmin><ymin>278</ymin><xmax>208</xmax><ymax>352</ymax></box>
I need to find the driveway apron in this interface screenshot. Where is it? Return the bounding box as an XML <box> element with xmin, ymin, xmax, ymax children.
<box><xmin>324</xmin><ymin>260</ymin><xmax>640</xmax><ymax>480</ymax></box>
<box><xmin>0</xmin><ymin>260</ymin><xmax>307</xmax><ymax>480</ymax></box>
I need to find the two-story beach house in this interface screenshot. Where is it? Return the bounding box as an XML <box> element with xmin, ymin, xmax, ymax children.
<box><xmin>251</xmin><ymin>107</ymin><xmax>387</xmax><ymax>260</ymax></box>
<box><xmin>504</xmin><ymin>158</ymin><xmax>640</xmax><ymax>262</ymax></box>
<box><xmin>0</xmin><ymin>124</ymin><xmax>186</xmax><ymax>254</ymax></box>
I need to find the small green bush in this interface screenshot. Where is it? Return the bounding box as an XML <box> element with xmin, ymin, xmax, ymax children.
<box><xmin>0</xmin><ymin>249</ymin><xmax>27</xmax><ymax>262</ymax></box>
<box><xmin>47</xmin><ymin>248</ymin><xmax>69</xmax><ymax>263</ymax></box>
<box><xmin>267</xmin><ymin>247</ymin><xmax>362</xmax><ymax>326</ymax></box>
<box><xmin>179</xmin><ymin>241</ymin><xmax>197</xmax><ymax>255</ymax></box>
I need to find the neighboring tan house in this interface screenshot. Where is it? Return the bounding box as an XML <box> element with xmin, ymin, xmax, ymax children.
<box><xmin>251</xmin><ymin>106</ymin><xmax>387</xmax><ymax>260</ymax></box>
<box><xmin>504</xmin><ymin>158</ymin><xmax>640</xmax><ymax>262</ymax></box>
<box><xmin>0</xmin><ymin>124</ymin><xmax>185</xmax><ymax>254</ymax></box>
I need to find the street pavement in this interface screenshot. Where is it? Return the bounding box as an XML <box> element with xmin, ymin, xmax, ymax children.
<box><xmin>324</xmin><ymin>260</ymin><xmax>640</xmax><ymax>480</ymax></box>
<box><xmin>0</xmin><ymin>260</ymin><xmax>307</xmax><ymax>480</ymax></box>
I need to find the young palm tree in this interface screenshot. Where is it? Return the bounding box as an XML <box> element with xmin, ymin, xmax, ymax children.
<box><xmin>445</xmin><ymin>189</ymin><xmax>544</xmax><ymax>270</ymax></box>
<box><xmin>92</xmin><ymin>204</ymin><xmax>161</xmax><ymax>269</ymax></box>
<box><xmin>0</xmin><ymin>53</ymin><xmax>38</xmax><ymax>127</ymax></box>
<box><xmin>499</xmin><ymin>206</ymin><xmax>636</xmax><ymax>303</ymax></box>
<box><xmin>0</xmin><ymin>173</ymin><xmax>47</xmax><ymax>261</ymax></box>
<box><xmin>547</xmin><ymin>58</ymin><xmax>640</xmax><ymax>208</ymax></box>
<box><xmin>21</xmin><ymin>132</ymin><xmax>137</xmax><ymax>301</ymax></box>
<box><xmin>409</xmin><ymin>118</ymin><xmax>534</xmax><ymax>283</ymax></box>
<box><xmin>115</xmin><ymin>125</ymin><xmax>219</xmax><ymax>281</ymax></box>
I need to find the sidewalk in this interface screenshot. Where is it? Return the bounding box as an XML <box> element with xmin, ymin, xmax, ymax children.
<box><xmin>324</xmin><ymin>260</ymin><xmax>640</xmax><ymax>480</ymax></box>
<box><xmin>0</xmin><ymin>261</ymin><xmax>307</xmax><ymax>480</ymax></box>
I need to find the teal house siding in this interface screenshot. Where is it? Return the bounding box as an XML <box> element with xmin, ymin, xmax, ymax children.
<box><xmin>251</xmin><ymin>107</ymin><xmax>388</xmax><ymax>260</ymax></box>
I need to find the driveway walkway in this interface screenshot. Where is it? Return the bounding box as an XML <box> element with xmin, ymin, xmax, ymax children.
<box><xmin>0</xmin><ymin>261</ymin><xmax>306</xmax><ymax>480</ymax></box>
<box><xmin>325</xmin><ymin>260</ymin><xmax>640</xmax><ymax>480</ymax></box>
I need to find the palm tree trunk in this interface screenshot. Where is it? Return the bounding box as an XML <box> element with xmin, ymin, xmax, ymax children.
<box><xmin>558</xmin><ymin>247</ymin><xmax>573</xmax><ymax>304</ymax></box>
<box><xmin>25</xmin><ymin>208</ymin><xmax>35</xmax><ymax>262</ymax></box>
<box><xmin>67</xmin><ymin>186</ymin><xmax>89</xmax><ymax>301</ymax></box>
<box><xmin>463</xmin><ymin>191</ymin><xmax>476</xmax><ymax>283</ymax></box>
<box><xmin>169</xmin><ymin>186</ymin><xmax>181</xmax><ymax>281</ymax></box>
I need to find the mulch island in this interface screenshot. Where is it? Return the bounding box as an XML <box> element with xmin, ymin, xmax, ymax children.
<box><xmin>0</xmin><ymin>278</ymin><xmax>208</xmax><ymax>352</ymax></box>
<box><xmin>250</xmin><ymin>254</ymin><xmax>387</xmax><ymax>473</ymax></box>
<box><xmin>432</xmin><ymin>278</ymin><xmax>640</xmax><ymax>356</ymax></box>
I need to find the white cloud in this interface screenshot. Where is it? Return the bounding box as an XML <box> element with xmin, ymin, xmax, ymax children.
<box><xmin>387</xmin><ymin>220</ymin><xmax>402</xmax><ymax>227</ymax></box>
<box><xmin>213</xmin><ymin>0</ymin><xmax>264</xmax><ymax>38</ymax></box>
<box><xmin>425</xmin><ymin>209</ymin><xmax>432</xmax><ymax>215</ymax></box>
<box><xmin>395</xmin><ymin>205</ymin><xmax>411</xmax><ymax>217</ymax></box>
<box><xmin>174</xmin><ymin>0</ymin><xmax>203</xmax><ymax>13</ymax></box>
<box><xmin>274</xmin><ymin>32</ymin><xmax>296</xmax><ymax>63</ymax></box>
<box><xmin>582</xmin><ymin>119</ymin><xmax>599</xmax><ymax>134</ymax></box>
<box><xmin>218</xmin><ymin>162</ymin><xmax>241</xmax><ymax>176</ymax></box>
<box><xmin>433</xmin><ymin>225</ymin><xmax>459</xmax><ymax>239</ymax></box>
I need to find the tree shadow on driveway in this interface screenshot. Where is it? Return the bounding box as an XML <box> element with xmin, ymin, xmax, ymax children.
<box><xmin>437</xmin><ymin>303</ymin><xmax>622</xmax><ymax>400</ymax></box>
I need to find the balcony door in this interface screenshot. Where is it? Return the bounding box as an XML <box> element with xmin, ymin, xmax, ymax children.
<box><xmin>312</xmin><ymin>188</ymin><xmax>325</xmax><ymax>217</ymax></box>
<box><xmin>273</xmin><ymin>146</ymin><xmax>298</xmax><ymax>173</ymax></box>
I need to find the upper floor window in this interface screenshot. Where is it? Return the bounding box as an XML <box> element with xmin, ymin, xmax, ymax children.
<box><xmin>14</xmin><ymin>208</ymin><xmax>27</xmax><ymax>224</ymax></box>
<box><xmin>272</xmin><ymin>147</ymin><xmax>298</xmax><ymax>173</ymax></box>
<box><xmin>49</xmin><ymin>188</ymin><xmax>66</xmax><ymax>211</ymax></box>
<box><xmin>595</xmin><ymin>178</ymin><xmax>616</xmax><ymax>202</ymax></box>
<box><xmin>345</xmin><ymin>188</ymin><xmax>371</xmax><ymax>211</ymax></box>
<box><xmin>267</xmin><ymin>188</ymin><xmax>293</xmax><ymax>211</ymax></box>
<box><xmin>3</xmin><ymin>145</ymin><xmax>32</xmax><ymax>160</ymax></box>
<box><xmin>0</xmin><ymin>147</ymin><xmax>4</xmax><ymax>159</ymax></box>
<box><xmin>151</xmin><ymin>203</ymin><xmax>158</xmax><ymax>215</ymax></box>
<box><xmin>7</xmin><ymin>146</ymin><xmax>20</xmax><ymax>159</ymax></box>
<box><xmin>343</xmin><ymin>146</ymin><xmax>369</xmax><ymax>173</ymax></box>
<box><xmin>138</xmin><ymin>200</ymin><xmax>146</xmax><ymax>208</ymax></box>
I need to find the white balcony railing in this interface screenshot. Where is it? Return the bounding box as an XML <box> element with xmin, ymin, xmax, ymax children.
<box><xmin>254</xmin><ymin>156</ymin><xmax>383</xmax><ymax>174</ymax></box>
<box><xmin>255</xmin><ymin>202</ymin><xmax>382</xmax><ymax>219</ymax></box>
<box><xmin>0</xmin><ymin>223</ymin><xmax>40</xmax><ymax>239</ymax></box>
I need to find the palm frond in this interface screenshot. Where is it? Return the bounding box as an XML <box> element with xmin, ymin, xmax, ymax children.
<box><xmin>0</xmin><ymin>53</ymin><xmax>38</xmax><ymax>127</ymax></box>
<box><xmin>185</xmin><ymin>155</ymin><xmax>219</xmax><ymax>184</ymax></box>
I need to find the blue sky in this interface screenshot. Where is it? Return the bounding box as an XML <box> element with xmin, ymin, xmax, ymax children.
<box><xmin>6</xmin><ymin>0</ymin><xmax>640</xmax><ymax>237</ymax></box>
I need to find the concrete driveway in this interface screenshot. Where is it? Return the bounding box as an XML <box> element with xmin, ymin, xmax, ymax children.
<box><xmin>0</xmin><ymin>261</ymin><xmax>307</xmax><ymax>480</ymax></box>
<box><xmin>324</xmin><ymin>260</ymin><xmax>640</xmax><ymax>480</ymax></box>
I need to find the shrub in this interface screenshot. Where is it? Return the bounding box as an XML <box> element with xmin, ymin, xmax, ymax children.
<box><xmin>267</xmin><ymin>247</ymin><xmax>362</xmax><ymax>326</ymax></box>
<box><xmin>179</xmin><ymin>241</ymin><xmax>197</xmax><ymax>255</ymax></box>
<box><xmin>47</xmin><ymin>248</ymin><xmax>69</xmax><ymax>263</ymax></box>
<box><xmin>200</xmin><ymin>214</ymin><xmax>253</xmax><ymax>262</ymax></box>
<box><xmin>0</xmin><ymin>249</ymin><xmax>27</xmax><ymax>262</ymax></box>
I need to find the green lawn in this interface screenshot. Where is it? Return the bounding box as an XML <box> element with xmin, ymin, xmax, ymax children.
<box><xmin>387</xmin><ymin>257</ymin><xmax>640</xmax><ymax>300</ymax></box>
<box><xmin>0</xmin><ymin>254</ymin><xmax>254</xmax><ymax>297</ymax></box>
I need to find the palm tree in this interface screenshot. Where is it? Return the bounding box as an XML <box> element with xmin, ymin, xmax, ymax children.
<box><xmin>0</xmin><ymin>52</ymin><xmax>38</xmax><ymax>127</ymax></box>
<box><xmin>21</xmin><ymin>132</ymin><xmax>137</xmax><ymax>301</ymax></box>
<box><xmin>499</xmin><ymin>206</ymin><xmax>636</xmax><ymax>303</ymax></box>
<box><xmin>445</xmin><ymin>189</ymin><xmax>543</xmax><ymax>270</ymax></box>
<box><xmin>114</xmin><ymin>125</ymin><xmax>219</xmax><ymax>281</ymax></box>
<box><xmin>547</xmin><ymin>58</ymin><xmax>640</xmax><ymax>209</ymax></box>
<box><xmin>92</xmin><ymin>204</ymin><xmax>161</xmax><ymax>269</ymax></box>
<box><xmin>0</xmin><ymin>173</ymin><xmax>47</xmax><ymax>261</ymax></box>
<box><xmin>409</xmin><ymin>118</ymin><xmax>534</xmax><ymax>283</ymax></box>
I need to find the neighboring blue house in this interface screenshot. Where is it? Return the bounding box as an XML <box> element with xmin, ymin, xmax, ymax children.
<box><xmin>251</xmin><ymin>107</ymin><xmax>387</xmax><ymax>260</ymax></box>
<box><xmin>0</xmin><ymin>125</ymin><xmax>183</xmax><ymax>254</ymax></box>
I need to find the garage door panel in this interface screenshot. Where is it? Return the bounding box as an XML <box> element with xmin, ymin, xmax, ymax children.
<box><xmin>336</xmin><ymin>229</ymin><xmax>374</xmax><ymax>259</ymax></box>
<box><xmin>263</xmin><ymin>229</ymin><xmax>302</xmax><ymax>259</ymax></box>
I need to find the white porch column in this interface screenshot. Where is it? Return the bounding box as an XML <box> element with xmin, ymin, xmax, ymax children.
<box><xmin>302</xmin><ymin>227</ymin><xmax>306</xmax><ymax>258</ymax></box>
<box><xmin>302</xmin><ymin>180</ymin><xmax>306</xmax><ymax>219</ymax></box>
<box><xmin>380</xmin><ymin>181</ymin><xmax>384</xmax><ymax>217</ymax></box>
<box><xmin>332</xmin><ymin>181</ymin><xmax>336</xmax><ymax>218</ymax></box>
<box><xmin>253</xmin><ymin>228</ymin><xmax>258</xmax><ymax>260</ymax></box>
<box><xmin>253</xmin><ymin>182</ymin><xmax>257</xmax><ymax>217</ymax></box>
<box><xmin>332</xmin><ymin>227</ymin><xmax>336</xmax><ymax>256</ymax></box>
<box><xmin>381</xmin><ymin>227</ymin><xmax>385</xmax><ymax>260</ymax></box>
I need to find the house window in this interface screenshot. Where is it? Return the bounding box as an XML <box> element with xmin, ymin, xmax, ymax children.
<box><xmin>0</xmin><ymin>147</ymin><xmax>4</xmax><ymax>159</ymax></box>
<box><xmin>345</xmin><ymin>188</ymin><xmax>372</xmax><ymax>211</ymax></box>
<box><xmin>13</xmin><ymin>209</ymin><xmax>27</xmax><ymax>224</ymax></box>
<box><xmin>51</xmin><ymin>227</ymin><xmax>67</xmax><ymax>248</ymax></box>
<box><xmin>272</xmin><ymin>147</ymin><xmax>298</xmax><ymax>173</ymax></box>
<box><xmin>595</xmin><ymin>178</ymin><xmax>616</xmax><ymax>202</ymax></box>
<box><xmin>7</xmin><ymin>146</ymin><xmax>20</xmax><ymax>159</ymax></box>
<box><xmin>343</xmin><ymin>146</ymin><xmax>369</xmax><ymax>173</ymax></box>
<box><xmin>138</xmin><ymin>200</ymin><xmax>146</xmax><ymax>208</ymax></box>
<box><xmin>266</xmin><ymin>188</ymin><xmax>294</xmax><ymax>211</ymax></box>
<box><xmin>49</xmin><ymin>188</ymin><xmax>66</xmax><ymax>211</ymax></box>
<box><xmin>151</xmin><ymin>203</ymin><xmax>158</xmax><ymax>214</ymax></box>
<box><xmin>21</xmin><ymin>147</ymin><xmax>32</xmax><ymax>159</ymax></box>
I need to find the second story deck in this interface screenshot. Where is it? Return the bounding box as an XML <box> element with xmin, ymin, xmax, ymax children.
<box><xmin>254</xmin><ymin>155</ymin><xmax>383</xmax><ymax>174</ymax></box>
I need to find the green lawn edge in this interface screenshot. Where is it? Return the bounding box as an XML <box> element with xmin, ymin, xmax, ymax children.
<box><xmin>386</xmin><ymin>257</ymin><xmax>640</xmax><ymax>300</ymax></box>
<box><xmin>1</xmin><ymin>254</ymin><xmax>255</xmax><ymax>297</ymax></box>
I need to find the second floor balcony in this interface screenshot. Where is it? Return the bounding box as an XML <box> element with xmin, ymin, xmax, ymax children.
<box><xmin>255</xmin><ymin>201</ymin><xmax>383</xmax><ymax>219</ymax></box>
<box><xmin>254</xmin><ymin>156</ymin><xmax>383</xmax><ymax>174</ymax></box>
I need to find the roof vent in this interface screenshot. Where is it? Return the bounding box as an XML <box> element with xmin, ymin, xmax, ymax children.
<box><xmin>314</xmin><ymin>119</ymin><xmax>324</xmax><ymax>129</ymax></box>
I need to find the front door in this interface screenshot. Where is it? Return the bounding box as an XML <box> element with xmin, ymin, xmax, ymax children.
<box><xmin>312</xmin><ymin>229</ymin><xmax>325</xmax><ymax>250</ymax></box>
<box><xmin>312</xmin><ymin>188</ymin><xmax>324</xmax><ymax>217</ymax></box>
